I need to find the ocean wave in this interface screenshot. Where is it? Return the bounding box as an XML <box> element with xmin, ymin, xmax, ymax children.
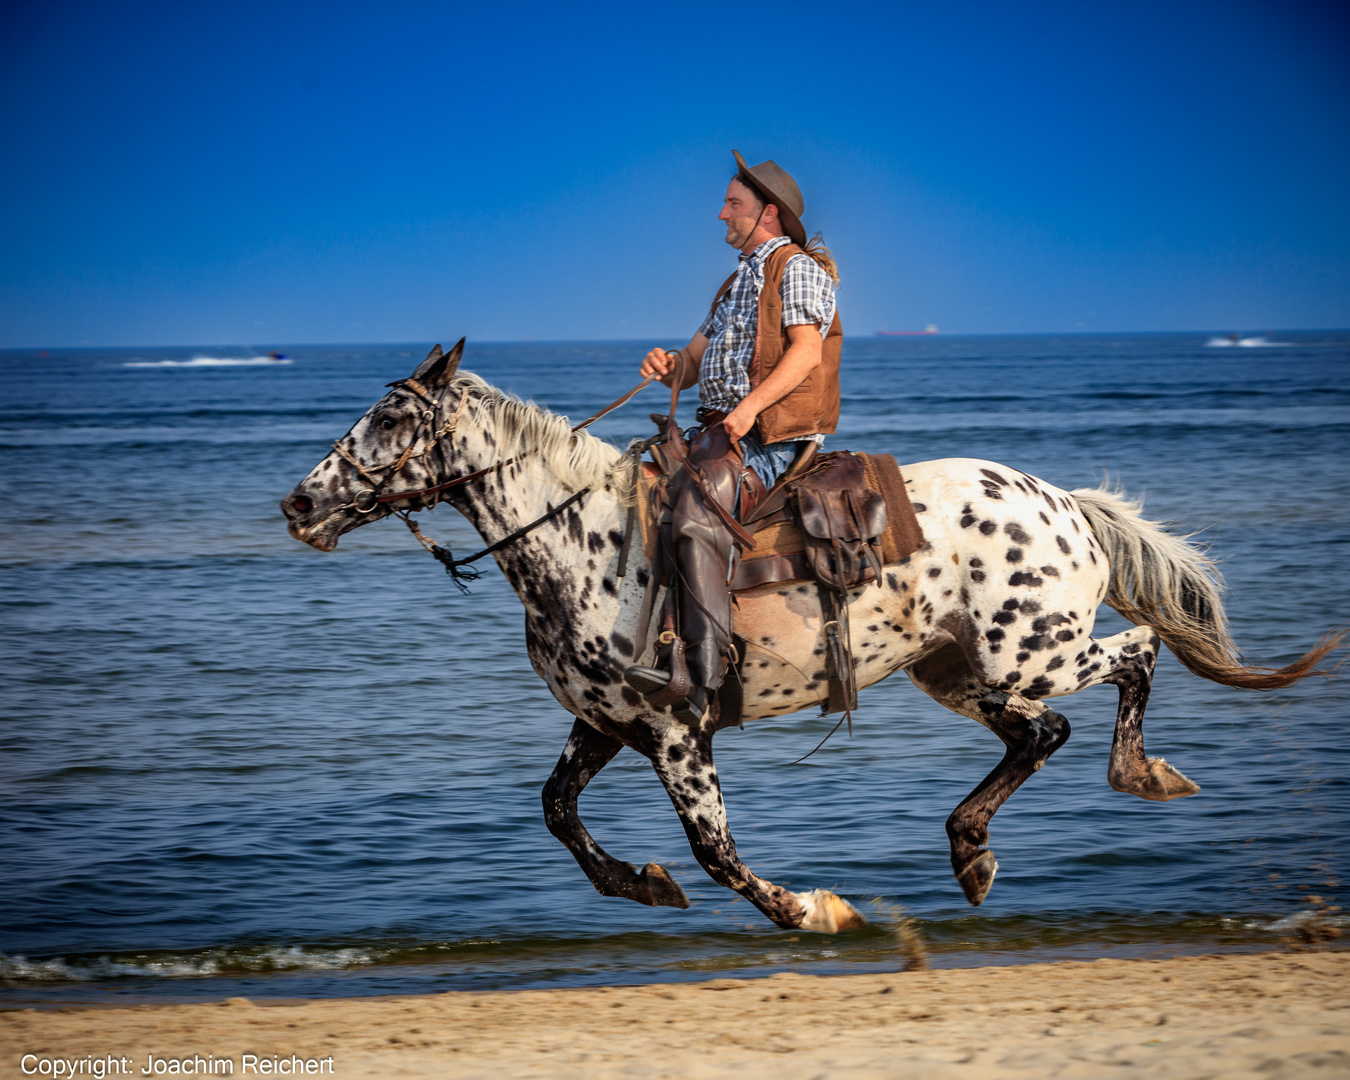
<box><xmin>1219</xmin><ymin>910</ymin><xmax>1350</xmax><ymax>934</ymax></box>
<box><xmin>123</xmin><ymin>357</ymin><xmax>291</xmax><ymax>368</ymax></box>
<box><xmin>0</xmin><ymin>945</ymin><xmax>378</xmax><ymax>982</ymax></box>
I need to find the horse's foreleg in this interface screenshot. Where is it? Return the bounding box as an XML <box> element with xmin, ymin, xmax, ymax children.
<box><xmin>1075</xmin><ymin>626</ymin><xmax>1199</xmax><ymax>801</ymax></box>
<box><xmin>906</xmin><ymin>644</ymin><xmax>1072</xmax><ymax>906</ymax></box>
<box><xmin>649</xmin><ymin>723</ymin><xmax>866</xmax><ymax>933</ymax></box>
<box><xmin>543</xmin><ymin>717</ymin><xmax>689</xmax><ymax>908</ymax></box>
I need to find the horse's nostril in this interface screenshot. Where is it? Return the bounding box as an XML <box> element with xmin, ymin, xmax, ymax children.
<box><xmin>292</xmin><ymin>495</ymin><xmax>313</xmax><ymax>513</ymax></box>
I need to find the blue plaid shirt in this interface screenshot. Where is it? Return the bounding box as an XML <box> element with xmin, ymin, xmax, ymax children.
<box><xmin>696</xmin><ymin>234</ymin><xmax>837</xmax><ymax>420</ymax></box>
<box><xmin>696</xmin><ymin>235</ymin><xmax>837</xmax><ymax>485</ymax></box>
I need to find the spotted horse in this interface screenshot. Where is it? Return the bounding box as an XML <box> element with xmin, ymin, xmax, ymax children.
<box><xmin>282</xmin><ymin>342</ymin><xmax>1342</xmax><ymax>933</ymax></box>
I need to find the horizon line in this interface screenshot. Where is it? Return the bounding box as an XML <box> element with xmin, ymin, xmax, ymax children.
<box><xmin>4</xmin><ymin>328</ymin><xmax>1349</xmax><ymax>353</ymax></box>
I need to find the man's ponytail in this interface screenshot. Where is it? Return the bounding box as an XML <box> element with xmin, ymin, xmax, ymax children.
<box><xmin>802</xmin><ymin>233</ymin><xmax>840</xmax><ymax>284</ymax></box>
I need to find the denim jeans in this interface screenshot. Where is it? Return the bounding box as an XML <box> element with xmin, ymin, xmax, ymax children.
<box><xmin>738</xmin><ymin>432</ymin><xmax>814</xmax><ymax>490</ymax></box>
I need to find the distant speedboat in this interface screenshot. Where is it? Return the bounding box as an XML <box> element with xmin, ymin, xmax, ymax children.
<box><xmin>1205</xmin><ymin>334</ymin><xmax>1289</xmax><ymax>348</ymax></box>
<box><xmin>877</xmin><ymin>324</ymin><xmax>939</xmax><ymax>336</ymax></box>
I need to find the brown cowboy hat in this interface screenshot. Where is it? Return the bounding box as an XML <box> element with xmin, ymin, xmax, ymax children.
<box><xmin>732</xmin><ymin>149</ymin><xmax>807</xmax><ymax>247</ymax></box>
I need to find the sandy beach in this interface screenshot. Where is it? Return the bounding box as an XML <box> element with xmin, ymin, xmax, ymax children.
<box><xmin>3</xmin><ymin>950</ymin><xmax>1346</xmax><ymax>1079</ymax></box>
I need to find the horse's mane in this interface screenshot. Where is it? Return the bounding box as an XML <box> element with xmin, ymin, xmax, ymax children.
<box><xmin>453</xmin><ymin>372</ymin><xmax>635</xmax><ymax>498</ymax></box>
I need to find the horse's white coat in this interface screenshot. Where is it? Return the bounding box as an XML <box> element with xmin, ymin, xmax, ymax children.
<box><xmin>284</xmin><ymin>350</ymin><xmax>1297</xmax><ymax>929</ymax></box>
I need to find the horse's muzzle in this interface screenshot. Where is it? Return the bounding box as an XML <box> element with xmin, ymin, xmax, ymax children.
<box><xmin>281</xmin><ymin>489</ymin><xmax>342</xmax><ymax>551</ymax></box>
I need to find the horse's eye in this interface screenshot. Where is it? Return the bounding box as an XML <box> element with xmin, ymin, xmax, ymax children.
<box><xmin>379</xmin><ymin>418</ymin><xmax>398</xmax><ymax>430</ymax></box>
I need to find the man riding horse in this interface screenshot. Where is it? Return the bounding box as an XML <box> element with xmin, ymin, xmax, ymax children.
<box><xmin>622</xmin><ymin>151</ymin><xmax>843</xmax><ymax>723</ymax></box>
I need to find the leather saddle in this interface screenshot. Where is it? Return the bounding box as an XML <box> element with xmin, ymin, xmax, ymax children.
<box><xmin>636</xmin><ymin>431</ymin><xmax>922</xmax><ymax>720</ymax></box>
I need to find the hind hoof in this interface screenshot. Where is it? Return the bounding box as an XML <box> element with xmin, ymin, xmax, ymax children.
<box><xmin>796</xmin><ymin>889</ymin><xmax>868</xmax><ymax>933</ymax></box>
<box><xmin>640</xmin><ymin>863</ymin><xmax>690</xmax><ymax>908</ymax></box>
<box><xmin>956</xmin><ymin>850</ymin><xmax>998</xmax><ymax>906</ymax></box>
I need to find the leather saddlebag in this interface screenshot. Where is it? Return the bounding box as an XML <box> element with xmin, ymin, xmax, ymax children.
<box><xmin>794</xmin><ymin>453</ymin><xmax>887</xmax><ymax>591</ymax></box>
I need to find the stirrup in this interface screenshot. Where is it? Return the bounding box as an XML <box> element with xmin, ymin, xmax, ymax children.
<box><xmin>623</xmin><ymin>665</ymin><xmax>669</xmax><ymax>695</ymax></box>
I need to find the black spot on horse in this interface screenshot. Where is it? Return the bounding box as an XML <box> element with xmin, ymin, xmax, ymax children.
<box><xmin>1006</xmin><ymin>547</ymin><xmax>1023</xmax><ymax>563</ymax></box>
<box><xmin>979</xmin><ymin>520</ymin><xmax>997</xmax><ymax>535</ymax></box>
<box><xmin>993</xmin><ymin>610</ymin><xmax>1017</xmax><ymax>626</ymax></box>
<box><xmin>1019</xmin><ymin>633</ymin><xmax>1052</xmax><ymax>652</ymax></box>
<box><xmin>1046</xmin><ymin>655</ymin><xmax>1066</xmax><ymax>671</ymax></box>
<box><xmin>1004</xmin><ymin>522</ymin><xmax>1033</xmax><ymax>545</ymax></box>
<box><xmin>587</xmin><ymin>531</ymin><xmax>605</xmax><ymax>554</ymax></box>
<box><xmin>608</xmin><ymin>529</ymin><xmax>624</xmax><ymax>548</ymax></box>
<box><xmin>1041</xmin><ymin>565</ymin><xmax>1060</xmax><ymax>577</ymax></box>
<box><xmin>1056</xmin><ymin>536</ymin><xmax>1071</xmax><ymax>555</ymax></box>
<box><xmin>886</xmin><ymin>573</ymin><xmax>900</xmax><ymax>590</ymax></box>
<box><xmin>969</xmin><ymin>556</ymin><xmax>983</xmax><ymax>568</ymax></box>
<box><xmin>621</xmin><ymin>686</ymin><xmax>641</xmax><ymax>706</ymax></box>
<box><xmin>980</xmin><ymin>468</ymin><xmax>1009</xmax><ymax>486</ymax></box>
<box><xmin>567</xmin><ymin>511</ymin><xmax>584</xmax><ymax>545</ymax></box>
<box><xmin>971</xmin><ymin>570</ymin><xmax>985</xmax><ymax>582</ymax></box>
<box><xmin>1055</xmin><ymin>629</ymin><xmax>1075</xmax><ymax>642</ymax></box>
<box><xmin>610</xmin><ymin>631</ymin><xmax>634</xmax><ymax>655</ymax></box>
<box><xmin>1016</xmin><ymin>651</ymin><xmax>1030</xmax><ymax>663</ymax></box>
<box><xmin>1009</xmin><ymin>571</ymin><xmax>1044</xmax><ymax>587</ymax></box>
<box><xmin>960</xmin><ymin>514</ymin><xmax>978</xmax><ymax>528</ymax></box>
<box><xmin>912</xmin><ymin>502</ymin><xmax>927</xmax><ymax>512</ymax></box>
<box><xmin>1039</xmin><ymin>511</ymin><xmax>1051</xmax><ymax>525</ymax></box>
<box><xmin>1026</xmin><ymin>675</ymin><xmax>1055</xmax><ymax>698</ymax></box>
<box><xmin>927</xmin><ymin>567</ymin><xmax>942</xmax><ymax>578</ymax></box>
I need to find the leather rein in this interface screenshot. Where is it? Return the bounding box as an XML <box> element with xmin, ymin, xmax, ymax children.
<box><xmin>330</xmin><ymin>374</ymin><xmax>653</xmax><ymax>591</ymax></box>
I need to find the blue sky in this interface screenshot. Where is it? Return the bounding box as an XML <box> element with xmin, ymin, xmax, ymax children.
<box><xmin>2</xmin><ymin>0</ymin><xmax>1347</xmax><ymax>346</ymax></box>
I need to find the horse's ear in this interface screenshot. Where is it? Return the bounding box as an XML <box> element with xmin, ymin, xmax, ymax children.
<box><xmin>411</xmin><ymin>337</ymin><xmax>465</xmax><ymax>387</ymax></box>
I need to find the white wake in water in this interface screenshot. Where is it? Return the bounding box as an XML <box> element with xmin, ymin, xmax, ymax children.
<box><xmin>123</xmin><ymin>357</ymin><xmax>292</xmax><ymax>368</ymax></box>
<box><xmin>1204</xmin><ymin>336</ymin><xmax>1292</xmax><ymax>348</ymax></box>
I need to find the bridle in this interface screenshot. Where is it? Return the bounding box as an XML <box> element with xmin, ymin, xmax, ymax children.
<box><xmin>329</xmin><ymin>374</ymin><xmax>478</xmax><ymax>514</ymax></box>
<box><xmin>325</xmin><ymin>372</ymin><xmax>654</xmax><ymax>590</ymax></box>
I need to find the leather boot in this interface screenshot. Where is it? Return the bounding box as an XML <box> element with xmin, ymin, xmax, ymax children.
<box><xmin>668</xmin><ymin>422</ymin><xmax>744</xmax><ymax>716</ymax></box>
<box><xmin>624</xmin><ymin>420</ymin><xmax>760</xmax><ymax>723</ymax></box>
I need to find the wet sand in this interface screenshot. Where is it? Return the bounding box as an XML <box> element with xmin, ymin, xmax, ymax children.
<box><xmin>3</xmin><ymin>951</ymin><xmax>1346</xmax><ymax>1079</ymax></box>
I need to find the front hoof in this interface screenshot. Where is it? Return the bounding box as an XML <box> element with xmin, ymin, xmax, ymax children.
<box><xmin>640</xmin><ymin>863</ymin><xmax>690</xmax><ymax>908</ymax></box>
<box><xmin>796</xmin><ymin>889</ymin><xmax>868</xmax><ymax>933</ymax></box>
<box><xmin>1114</xmin><ymin>757</ymin><xmax>1201</xmax><ymax>801</ymax></box>
<box><xmin>1143</xmin><ymin>757</ymin><xmax>1200</xmax><ymax>801</ymax></box>
<box><xmin>955</xmin><ymin>850</ymin><xmax>998</xmax><ymax>906</ymax></box>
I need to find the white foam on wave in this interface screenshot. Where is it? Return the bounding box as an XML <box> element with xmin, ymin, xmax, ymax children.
<box><xmin>1218</xmin><ymin>910</ymin><xmax>1350</xmax><ymax>933</ymax></box>
<box><xmin>0</xmin><ymin>945</ymin><xmax>375</xmax><ymax>981</ymax></box>
<box><xmin>123</xmin><ymin>357</ymin><xmax>292</xmax><ymax>368</ymax></box>
<box><xmin>1204</xmin><ymin>336</ymin><xmax>1292</xmax><ymax>348</ymax></box>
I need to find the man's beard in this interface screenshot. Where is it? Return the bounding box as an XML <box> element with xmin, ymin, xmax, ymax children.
<box><xmin>725</xmin><ymin>220</ymin><xmax>750</xmax><ymax>247</ymax></box>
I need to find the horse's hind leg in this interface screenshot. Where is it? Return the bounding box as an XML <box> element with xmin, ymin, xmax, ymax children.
<box><xmin>1072</xmin><ymin>625</ymin><xmax>1200</xmax><ymax>801</ymax></box>
<box><xmin>648</xmin><ymin>721</ymin><xmax>866</xmax><ymax>933</ymax></box>
<box><xmin>542</xmin><ymin>717</ymin><xmax>689</xmax><ymax>908</ymax></box>
<box><xmin>906</xmin><ymin>643</ymin><xmax>1072</xmax><ymax>906</ymax></box>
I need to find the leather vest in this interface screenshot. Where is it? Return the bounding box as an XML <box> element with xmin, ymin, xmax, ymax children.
<box><xmin>708</xmin><ymin>243</ymin><xmax>842</xmax><ymax>444</ymax></box>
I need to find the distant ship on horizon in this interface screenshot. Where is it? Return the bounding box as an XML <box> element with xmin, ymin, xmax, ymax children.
<box><xmin>876</xmin><ymin>324</ymin><xmax>939</xmax><ymax>336</ymax></box>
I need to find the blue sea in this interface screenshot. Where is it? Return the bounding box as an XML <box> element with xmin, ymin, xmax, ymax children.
<box><xmin>1</xmin><ymin>333</ymin><xmax>1347</xmax><ymax>1007</ymax></box>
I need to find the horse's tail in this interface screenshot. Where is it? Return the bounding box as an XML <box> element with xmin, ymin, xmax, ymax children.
<box><xmin>1071</xmin><ymin>487</ymin><xmax>1343</xmax><ymax>690</ymax></box>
